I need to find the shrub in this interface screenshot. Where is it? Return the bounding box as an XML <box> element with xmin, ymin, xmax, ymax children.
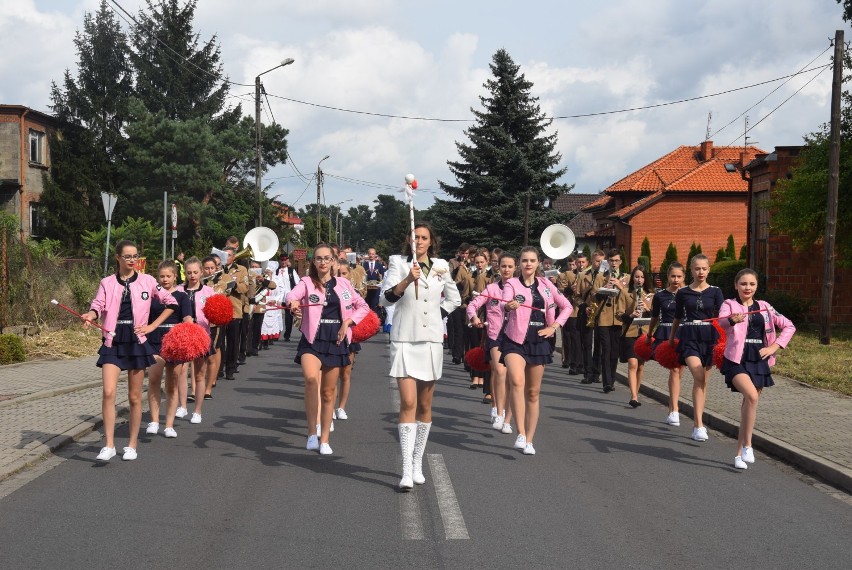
<box><xmin>640</xmin><ymin>237</ymin><xmax>652</xmax><ymax>270</ymax></box>
<box><xmin>637</xmin><ymin>256</ymin><xmax>650</xmax><ymax>271</ymax></box>
<box><xmin>763</xmin><ymin>290</ymin><xmax>812</xmax><ymax>324</ymax></box>
<box><xmin>709</xmin><ymin>259</ymin><xmax>747</xmax><ymax>298</ymax></box>
<box><xmin>715</xmin><ymin>248</ymin><xmax>727</xmax><ymax>263</ymax></box>
<box><xmin>0</xmin><ymin>334</ymin><xmax>26</xmax><ymax>365</ymax></box>
<box><xmin>660</xmin><ymin>242</ymin><xmax>678</xmax><ymax>277</ymax></box>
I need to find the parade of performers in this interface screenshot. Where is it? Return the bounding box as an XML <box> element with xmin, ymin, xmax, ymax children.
<box><xmin>75</xmin><ymin>213</ymin><xmax>797</xmax><ymax>478</ymax></box>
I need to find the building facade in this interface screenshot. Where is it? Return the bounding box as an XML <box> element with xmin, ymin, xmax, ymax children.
<box><xmin>0</xmin><ymin>105</ymin><xmax>57</xmax><ymax>239</ymax></box>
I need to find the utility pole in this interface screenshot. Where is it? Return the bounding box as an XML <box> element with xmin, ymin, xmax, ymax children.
<box><xmin>255</xmin><ymin>75</ymin><xmax>262</xmax><ymax>227</ymax></box>
<box><xmin>821</xmin><ymin>29</ymin><xmax>843</xmax><ymax>345</ymax></box>
<box><xmin>316</xmin><ymin>164</ymin><xmax>322</xmax><ymax>245</ymax></box>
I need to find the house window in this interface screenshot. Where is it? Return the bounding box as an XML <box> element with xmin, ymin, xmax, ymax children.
<box><xmin>29</xmin><ymin>130</ymin><xmax>45</xmax><ymax>164</ymax></box>
<box><xmin>30</xmin><ymin>202</ymin><xmax>46</xmax><ymax>237</ymax></box>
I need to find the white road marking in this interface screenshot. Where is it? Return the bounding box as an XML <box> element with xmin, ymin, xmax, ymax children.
<box><xmin>427</xmin><ymin>453</ymin><xmax>470</xmax><ymax>540</ymax></box>
<box><xmin>399</xmin><ymin>492</ymin><xmax>426</xmax><ymax>540</ymax></box>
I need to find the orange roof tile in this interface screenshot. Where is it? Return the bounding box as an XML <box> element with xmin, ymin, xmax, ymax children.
<box><xmin>581</xmin><ymin>194</ymin><xmax>614</xmax><ymax>211</ymax></box>
<box><xmin>611</xmin><ymin>191</ymin><xmax>664</xmax><ymax>218</ymax></box>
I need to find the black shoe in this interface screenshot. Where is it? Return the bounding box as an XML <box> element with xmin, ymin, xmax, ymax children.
<box><xmin>561</xmin><ymin>363</ymin><xmax>569</xmax><ymax>369</ymax></box>
<box><xmin>283</xmin><ymin>337</ymin><xmax>290</xmax><ymax>342</ymax></box>
<box><xmin>218</xmin><ymin>370</ymin><xmax>224</xmax><ymax>378</ymax></box>
<box><xmin>593</xmin><ymin>377</ymin><xmax>602</xmax><ymax>383</ymax></box>
<box><xmin>603</xmin><ymin>385</ymin><xmax>614</xmax><ymax>393</ymax></box>
<box><xmin>568</xmin><ymin>368</ymin><xmax>577</xmax><ymax>375</ymax></box>
<box><xmin>581</xmin><ymin>377</ymin><xmax>594</xmax><ymax>384</ymax></box>
<box><xmin>225</xmin><ymin>373</ymin><xmax>235</xmax><ymax>380</ymax></box>
<box><xmin>482</xmin><ymin>395</ymin><xmax>492</xmax><ymax>404</ymax></box>
<box><xmin>187</xmin><ymin>395</ymin><xmax>195</xmax><ymax>403</ymax></box>
<box><xmin>204</xmin><ymin>394</ymin><xmax>213</xmax><ymax>400</ymax></box>
<box><xmin>629</xmin><ymin>399</ymin><xmax>641</xmax><ymax>408</ymax></box>
<box><xmin>452</xmin><ymin>357</ymin><xmax>462</xmax><ymax>365</ymax></box>
<box><xmin>238</xmin><ymin>359</ymin><xmax>247</xmax><ymax>365</ymax></box>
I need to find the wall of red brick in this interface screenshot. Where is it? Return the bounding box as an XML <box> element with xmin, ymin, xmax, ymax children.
<box><xmin>767</xmin><ymin>235</ymin><xmax>851</xmax><ymax>323</ymax></box>
<box><xmin>624</xmin><ymin>194</ymin><xmax>748</xmax><ymax>271</ymax></box>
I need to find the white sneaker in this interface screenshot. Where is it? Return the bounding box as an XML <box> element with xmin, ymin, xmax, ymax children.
<box><xmin>175</xmin><ymin>407</ymin><xmax>188</xmax><ymax>419</ymax></box>
<box><xmin>336</xmin><ymin>408</ymin><xmax>348</xmax><ymax>420</ymax></box>
<box><xmin>319</xmin><ymin>443</ymin><xmax>333</xmax><ymax>455</ymax></box>
<box><xmin>493</xmin><ymin>415</ymin><xmax>504</xmax><ymax>431</ymax></box>
<box><xmin>665</xmin><ymin>412</ymin><xmax>680</xmax><ymax>426</ymax></box>
<box><xmin>190</xmin><ymin>413</ymin><xmax>202</xmax><ymax>424</ymax></box>
<box><xmin>122</xmin><ymin>447</ymin><xmax>137</xmax><ymax>461</ymax></box>
<box><xmin>490</xmin><ymin>407</ymin><xmax>498</xmax><ymax>420</ymax></box>
<box><xmin>163</xmin><ymin>427</ymin><xmax>177</xmax><ymax>438</ymax></box>
<box><xmin>306</xmin><ymin>434</ymin><xmax>319</xmax><ymax>451</ymax></box>
<box><xmin>145</xmin><ymin>422</ymin><xmax>159</xmax><ymax>435</ymax></box>
<box><xmin>741</xmin><ymin>446</ymin><xmax>755</xmax><ymax>464</ymax></box>
<box><xmin>692</xmin><ymin>426</ymin><xmax>709</xmax><ymax>441</ymax></box>
<box><xmin>513</xmin><ymin>434</ymin><xmax>527</xmax><ymax>450</ymax></box>
<box><xmin>330</xmin><ymin>420</ymin><xmax>335</xmax><ymax>433</ymax></box>
<box><xmin>734</xmin><ymin>455</ymin><xmax>748</xmax><ymax>469</ymax></box>
<box><xmin>523</xmin><ymin>442</ymin><xmax>536</xmax><ymax>455</ymax></box>
<box><xmin>501</xmin><ymin>422</ymin><xmax>513</xmax><ymax>434</ymax></box>
<box><xmin>96</xmin><ymin>446</ymin><xmax>116</xmax><ymax>461</ymax></box>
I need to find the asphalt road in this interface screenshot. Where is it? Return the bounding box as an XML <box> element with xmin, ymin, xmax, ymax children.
<box><xmin>0</xmin><ymin>334</ymin><xmax>850</xmax><ymax>569</ymax></box>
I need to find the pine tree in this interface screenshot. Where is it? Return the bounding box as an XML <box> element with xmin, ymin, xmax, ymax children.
<box><xmin>42</xmin><ymin>0</ymin><xmax>133</xmax><ymax>249</ymax></box>
<box><xmin>660</xmin><ymin>242</ymin><xmax>678</xmax><ymax>277</ymax></box>
<box><xmin>739</xmin><ymin>243</ymin><xmax>748</xmax><ymax>261</ymax></box>
<box><xmin>640</xmin><ymin>237</ymin><xmax>652</xmax><ymax>270</ymax></box>
<box><xmin>725</xmin><ymin>234</ymin><xmax>736</xmax><ymax>259</ymax></box>
<box><xmin>430</xmin><ymin>49</ymin><xmax>572</xmax><ymax>251</ymax></box>
<box><xmin>715</xmin><ymin>248</ymin><xmax>726</xmax><ymax>263</ymax></box>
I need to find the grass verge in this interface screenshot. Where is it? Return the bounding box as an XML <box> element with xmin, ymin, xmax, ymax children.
<box><xmin>773</xmin><ymin>324</ymin><xmax>852</xmax><ymax>396</ymax></box>
<box><xmin>23</xmin><ymin>327</ymin><xmax>102</xmax><ymax>361</ymax></box>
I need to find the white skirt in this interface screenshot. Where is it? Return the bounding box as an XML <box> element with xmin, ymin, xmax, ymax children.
<box><xmin>388</xmin><ymin>341</ymin><xmax>444</xmax><ymax>382</ymax></box>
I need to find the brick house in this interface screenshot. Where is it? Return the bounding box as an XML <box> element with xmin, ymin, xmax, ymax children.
<box><xmin>744</xmin><ymin>146</ymin><xmax>851</xmax><ymax>323</ymax></box>
<box><xmin>581</xmin><ymin>140</ymin><xmax>764</xmax><ymax>271</ymax></box>
<box><xmin>550</xmin><ymin>193</ymin><xmax>600</xmax><ymax>256</ymax></box>
<box><xmin>0</xmin><ymin>105</ymin><xmax>57</xmax><ymax>239</ymax></box>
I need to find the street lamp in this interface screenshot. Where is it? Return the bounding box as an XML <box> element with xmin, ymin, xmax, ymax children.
<box><xmin>256</xmin><ymin>57</ymin><xmax>295</xmax><ymax>226</ymax></box>
<box><xmin>329</xmin><ymin>199</ymin><xmax>352</xmax><ymax>242</ymax></box>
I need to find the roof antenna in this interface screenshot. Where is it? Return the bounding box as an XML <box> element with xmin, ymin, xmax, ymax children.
<box><xmin>744</xmin><ymin>115</ymin><xmax>758</xmax><ymax>148</ymax></box>
<box><xmin>705</xmin><ymin>111</ymin><xmax>712</xmax><ymax>141</ymax></box>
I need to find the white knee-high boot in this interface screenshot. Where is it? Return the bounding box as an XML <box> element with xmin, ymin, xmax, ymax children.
<box><xmin>398</xmin><ymin>423</ymin><xmax>416</xmax><ymax>489</ymax></box>
<box><xmin>412</xmin><ymin>421</ymin><xmax>431</xmax><ymax>485</ymax></box>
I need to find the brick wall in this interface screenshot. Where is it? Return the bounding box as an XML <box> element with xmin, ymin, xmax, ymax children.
<box><xmin>627</xmin><ymin>194</ymin><xmax>747</xmax><ymax>271</ymax></box>
<box><xmin>767</xmin><ymin>235</ymin><xmax>852</xmax><ymax>323</ymax></box>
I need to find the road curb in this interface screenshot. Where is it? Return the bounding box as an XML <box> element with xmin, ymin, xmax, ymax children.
<box><xmin>616</xmin><ymin>370</ymin><xmax>852</xmax><ymax>495</ymax></box>
<box><xmin>0</xmin><ymin>401</ymin><xmax>130</xmax><ymax>483</ymax></box>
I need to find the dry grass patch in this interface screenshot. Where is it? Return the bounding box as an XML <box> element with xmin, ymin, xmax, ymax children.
<box><xmin>774</xmin><ymin>324</ymin><xmax>852</xmax><ymax>396</ymax></box>
<box><xmin>23</xmin><ymin>327</ymin><xmax>103</xmax><ymax>361</ymax></box>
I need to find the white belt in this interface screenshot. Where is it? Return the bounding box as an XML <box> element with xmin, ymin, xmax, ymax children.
<box><xmin>744</xmin><ymin>339</ymin><xmax>764</xmax><ymax>344</ymax></box>
<box><xmin>529</xmin><ymin>321</ymin><xmax>545</xmax><ymax>327</ymax></box>
<box><xmin>115</xmin><ymin>320</ymin><xmax>134</xmax><ymax>325</ymax></box>
<box><xmin>320</xmin><ymin>319</ymin><xmax>341</xmax><ymax>324</ymax></box>
<box><xmin>658</xmin><ymin>323</ymin><xmax>672</xmax><ymax>327</ymax></box>
<box><xmin>158</xmin><ymin>323</ymin><xmax>177</xmax><ymax>328</ymax></box>
<box><xmin>682</xmin><ymin>321</ymin><xmax>710</xmax><ymax>326</ymax></box>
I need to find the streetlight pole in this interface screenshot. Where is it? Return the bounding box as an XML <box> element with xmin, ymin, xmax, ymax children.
<box><xmin>256</xmin><ymin>58</ymin><xmax>294</xmax><ymax>226</ymax></box>
<box><xmin>316</xmin><ymin>155</ymin><xmax>329</xmax><ymax>245</ymax></box>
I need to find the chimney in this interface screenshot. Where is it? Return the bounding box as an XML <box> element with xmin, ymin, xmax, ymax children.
<box><xmin>700</xmin><ymin>140</ymin><xmax>714</xmax><ymax>161</ymax></box>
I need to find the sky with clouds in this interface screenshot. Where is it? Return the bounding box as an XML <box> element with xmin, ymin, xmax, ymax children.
<box><xmin>1</xmin><ymin>0</ymin><xmax>846</xmax><ymax>213</ymax></box>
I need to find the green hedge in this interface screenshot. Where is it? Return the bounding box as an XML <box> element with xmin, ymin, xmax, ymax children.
<box><xmin>708</xmin><ymin>259</ymin><xmax>747</xmax><ymax>298</ymax></box>
<box><xmin>0</xmin><ymin>334</ymin><xmax>25</xmax><ymax>365</ymax></box>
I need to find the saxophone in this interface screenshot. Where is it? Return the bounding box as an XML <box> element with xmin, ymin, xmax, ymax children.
<box><xmin>586</xmin><ymin>300</ymin><xmax>601</xmax><ymax>327</ymax></box>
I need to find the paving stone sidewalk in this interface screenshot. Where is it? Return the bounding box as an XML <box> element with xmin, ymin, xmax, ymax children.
<box><xmin>0</xmin><ymin>357</ymin><xmax>128</xmax><ymax>480</ymax></box>
<box><xmin>615</xmin><ymin>360</ymin><xmax>852</xmax><ymax>493</ymax></box>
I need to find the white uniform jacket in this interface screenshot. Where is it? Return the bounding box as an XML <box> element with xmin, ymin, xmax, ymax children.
<box><xmin>380</xmin><ymin>255</ymin><xmax>461</xmax><ymax>343</ymax></box>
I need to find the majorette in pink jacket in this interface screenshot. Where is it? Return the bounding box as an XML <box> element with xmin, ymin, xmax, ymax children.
<box><xmin>89</xmin><ymin>273</ymin><xmax>178</xmax><ymax>347</ymax></box>
<box><xmin>466</xmin><ymin>282</ymin><xmax>508</xmax><ymax>341</ymax></box>
<box><xmin>177</xmin><ymin>283</ymin><xmax>215</xmax><ymax>332</ymax></box>
<box><xmin>501</xmin><ymin>277</ymin><xmax>572</xmax><ymax>345</ymax></box>
<box><xmin>718</xmin><ymin>298</ymin><xmax>795</xmax><ymax>367</ymax></box>
<box><xmin>285</xmin><ymin>276</ymin><xmax>370</xmax><ymax>345</ymax></box>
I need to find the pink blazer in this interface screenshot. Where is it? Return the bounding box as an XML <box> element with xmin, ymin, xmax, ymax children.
<box><xmin>177</xmin><ymin>283</ymin><xmax>216</xmax><ymax>332</ymax></box>
<box><xmin>285</xmin><ymin>276</ymin><xmax>370</xmax><ymax>345</ymax></box>
<box><xmin>90</xmin><ymin>273</ymin><xmax>178</xmax><ymax>347</ymax></box>
<box><xmin>501</xmin><ymin>277</ymin><xmax>572</xmax><ymax>344</ymax></box>
<box><xmin>718</xmin><ymin>299</ymin><xmax>796</xmax><ymax>366</ymax></box>
<box><xmin>466</xmin><ymin>282</ymin><xmax>507</xmax><ymax>341</ymax></box>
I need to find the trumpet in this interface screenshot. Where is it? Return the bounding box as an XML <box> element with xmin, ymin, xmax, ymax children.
<box><xmin>202</xmin><ymin>269</ymin><xmax>224</xmax><ymax>283</ymax></box>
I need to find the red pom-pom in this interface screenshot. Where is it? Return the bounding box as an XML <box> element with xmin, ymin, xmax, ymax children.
<box><xmin>655</xmin><ymin>339</ymin><xmax>681</xmax><ymax>370</ymax></box>
<box><xmin>712</xmin><ymin>320</ymin><xmax>726</xmax><ymax>345</ymax></box>
<box><xmin>464</xmin><ymin>347</ymin><xmax>490</xmax><ymax>372</ymax></box>
<box><xmin>203</xmin><ymin>294</ymin><xmax>233</xmax><ymax>326</ymax></box>
<box><xmin>161</xmin><ymin>322</ymin><xmax>210</xmax><ymax>363</ymax></box>
<box><xmin>634</xmin><ymin>334</ymin><xmax>654</xmax><ymax>362</ymax></box>
<box><xmin>713</xmin><ymin>341</ymin><xmax>726</xmax><ymax>371</ymax></box>
<box><xmin>351</xmin><ymin>310</ymin><xmax>380</xmax><ymax>343</ymax></box>
<box><xmin>411</xmin><ymin>180</ymin><xmax>418</xmax><ymax>189</ymax></box>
